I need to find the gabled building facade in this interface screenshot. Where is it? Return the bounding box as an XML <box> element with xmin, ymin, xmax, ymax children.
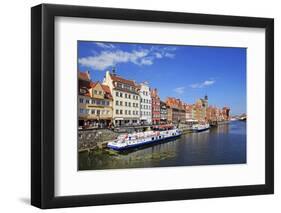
<box><xmin>151</xmin><ymin>88</ymin><xmax>160</xmax><ymax>125</ymax></box>
<box><xmin>165</xmin><ymin>97</ymin><xmax>185</xmax><ymax>124</ymax></box>
<box><xmin>139</xmin><ymin>82</ymin><xmax>152</xmax><ymax>125</ymax></box>
<box><xmin>103</xmin><ymin>70</ymin><xmax>140</xmax><ymax>126</ymax></box>
<box><xmin>160</xmin><ymin>101</ymin><xmax>168</xmax><ymax>124</ymax></box>
<box><xmin>78</xmin><ymin>71</ymin><xmax>113</xmax><ymax>128</ymax></box>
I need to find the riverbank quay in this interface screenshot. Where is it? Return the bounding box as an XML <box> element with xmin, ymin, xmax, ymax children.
<box><xmin>78</xmin><ymin>122</ymin><xmax>233</xmax><ymax>152</ymax></box>
<box><xmin>78</xmin><ymin>125</ymin><xmax>154</xmax><ymax>152</ymax></box>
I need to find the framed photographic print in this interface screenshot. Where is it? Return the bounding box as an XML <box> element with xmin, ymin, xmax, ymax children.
<box><xmin>31</xmin><ymin>4</ymin><xmax>274</xmax><ymax>209</ymax></box>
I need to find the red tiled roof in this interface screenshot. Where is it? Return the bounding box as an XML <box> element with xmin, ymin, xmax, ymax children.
<box><xmin>90</xmin><ymin>82</ymin><xmax>98</xmax><ymax>88</ymax></box>
<box><xmin>78</xmin><ymin>71</ymin><xmax>90</xmax><ymax>81</ymax></box>
<box><xmin>165</xmin><ymin>97</ymin><xmax>185</xmax><ymax>109</ymax></box>
<box><xmin>110</xmin><ymin>74</ymin><xmax>136</xmax><ymax>87</ymax></box>
<box><xmin>89</xmin><ymin>81</ymin><xmax>113</xmax><ymax>100</ymax></box>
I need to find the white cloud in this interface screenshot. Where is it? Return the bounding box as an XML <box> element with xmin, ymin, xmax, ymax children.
<box><xmin>174</xmin><ymin>86</ymin><xmax>185</xmax><ymax>95</ymax></box>
<box><xmin>140</xmin><ymin>57</ymin><xmax>153</xmax><ymax>65</ymax></box>
<box><xmin>154</xmin><ymin>52</ymin><xmax>163</xmax><ymax>58</ymax></box>
<box><xmin>79</xmin><ymin>50</ymin><xmax>151</xmax><ymax>70</ymax></box>
<box><xmin>190</xmin><ymin>80</ymin><xmax>215</xmax><ymax>88</ymax></box>
<box><xmin>164</xmin><ymin>53</ymin><xmax>175</xmax><ymax>58</ymax></box>
<box><xmin>95</xmin><ymin>42</ymin><xmax>116</xmax><ymax>49</ymax></box>
<box><xmin>79</xmin><ymin>45</ymin><xmax>177</xmax><ymax>71</ymax></box>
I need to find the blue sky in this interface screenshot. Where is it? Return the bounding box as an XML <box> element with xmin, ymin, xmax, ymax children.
<box><xmin>78</xmin><ymin>41</ymin><xmax>246</xmax><ymax>115</ymax></box>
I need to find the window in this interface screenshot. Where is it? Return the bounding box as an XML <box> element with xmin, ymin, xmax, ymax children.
<box><xmin>136</xmin><ymin>96</ymin><xmax>138</xmax><ymax>100</ymax></box>
<box><xmin>120</xmin><ymin>110</ymin><xmax>123</xmax><ymax>115</ymax></box>
<box><xmin>101</xmin><ymin>100</ymin><xmax>105</xmax><ymax>105</ymax></box>
<box><xmin>125</xmin><ymin>110</ymin><xmax>127</xmax><ymax>115</ymax></box>
<box><xmin>120</xmin><ymin>101</ymin><xmax>123</xmax><ymax>106</ymax></box>
<box><xmin>136</xmin><ymin>111</ymin><xmax>138</xmax><ymax>115</ymax></box>
<box><xmin>96</xmin><ymin>100</ymin><xmax>100</xmax><ymax>105</ymax></box>
<box><xmin>128</xmin><ymin>102</ymin><xmax>131</xmax><ymax>107</ymax></box>
<box><xmin>125</xmin><ymin>102</ymin><xmax>127</xmax><ymax>107</ymax></box>
<box><xmin>86</xmin><ymin>109</ymin><xmax>90</xmax><ymax>114</ymax></box>
<box><xmin>128</xmin><ymin>110</ymin><xmax>131</xmax><ymax>115</ymax></box>
<box><xmin>120</xmin><ymin>92</ymin><xmax>123</xmax><ymax>98</ymax></box>
<box><xmin>128</xmin><ymin>94</ymin><xmax>131</xmax><ymax>99</ymax></box>
<box><xmin>91</xmin><ymin>99</ymin><xmax>95</xmax><ymax>104</ymax></box>
<box><xmin>116</xmin><ymin>91</ymin><xmax>119</xmax><ymax>97</ymax></box>
<box><xmin>106</xmin><ymin>101</ymin><xmax>109</xmax><ymax>105</ymax></box>
<box><xmin>125</xmin><ymin>93</ymin><xmax>127</xmax><ymax>98</ymax></box>
<box><xmin>94</xmin><ymin>90</ymin><xmax>97</xmax><ymax>94</ymax></box>
<box><xmin>133</xmin><ymin>103</ymin><xmax>135</xmax><ymax>107</ymax></box>
<box><xmin>116</xmin><ymin>109</ymin><xmax>119</xmax><ymax>114</ymax></box>
<box><xmin>116</xmin><ymin>100</ymin><xmax>119</xmax><ymax>105</ymax></box>
<box><xmin>91</xmin><ymin>109</ymin><xmax>95</xmax><ymax>114</ymax></box>
<box><xmin>97</xmin><ymin>109</ymin><xmax>100</xmax><ymax>115</ymax></box>
<box><xmin>99</xmin><ymin>91</ymin><xmax>102</xmax><ymax>95</ymax></box>
<box><xmin>86</xmin><ymin>99</ymin><xmax>90</xmax><ymax>104</ymax></box>
<box><xmin>79</xmin><ymin>108</ymin><xmax>84</xmax><ymax>114</ymax></box>
<box><xmin>79</xmin><ymin>98</ymin><xmax>84</xmax><ymax>103</ymax></box>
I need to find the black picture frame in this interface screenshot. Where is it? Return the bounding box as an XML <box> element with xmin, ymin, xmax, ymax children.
<box><xmin>31</xmin><ymin>3</ymin><xmax>274</xmax><ymax>209</ymax></box>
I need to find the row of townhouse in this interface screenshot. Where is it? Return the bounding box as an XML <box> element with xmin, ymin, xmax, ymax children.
<box><xmin>162</xmin><ymin>95</ymin><xmax>230</xmax><ymax>124</ymax></box>
<box><xmin>78</xmin><ymin>70</ymin><xmax>230</xmax><ymax>127</ymax></box>
<box><xmin>78</xmin><ymin>70</ymin><xmax>160</xmax><ymax>127</ymax></box>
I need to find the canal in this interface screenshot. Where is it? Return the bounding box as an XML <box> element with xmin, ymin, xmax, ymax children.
<box><xmin>78</xmin><ymin>121</ymin><xmax>246</xmax><ymax>170</ymax></box>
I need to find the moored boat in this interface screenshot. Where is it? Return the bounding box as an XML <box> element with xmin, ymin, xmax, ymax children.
<box><xmin>191</xmin><ymin>123</ymin><xmax>210</xmax><ymax>132</ymax></box>
<box><xmin>107</xmin><ymin>129</ymin><xmax>182</xmax><ymax>151</ymax></box>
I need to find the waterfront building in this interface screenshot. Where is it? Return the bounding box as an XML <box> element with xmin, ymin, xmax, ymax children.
<box><xmin>78</xmin><ymin>77</ymin><xmax>113</xmax><ymax>128</ymax></box>
<box><xmin>139</xmin><ymin>82</ymin><xmax>152</xmax><ymax>125</ymax></box>
<box><xmin>151</xmin><ymin>88</ymin><xmax>161</xmax><ymax>125</ymax></box>
<box><xmin>103</xmin><ymin>70</ymin><xmax>140</xmax><ymax>126</ymax></box>
<box><xmin>78</xmin><ymin>70</ymin><xmax>91</xmax><ymax>94</ymax></box>
<box><xmin>206</xmin><ymin>106</ymin><xmax>230</xmax><ymax>123</ymax></box>
<box><xmin>193</xmin><ymin>96</ymin><xmax>208</xmax><ymax>121</ymax></box>
<box><xmin>222</xmin><ymin>107</ymin><xmax>230</xmax><ymax>120</ymax></box>
<box><xmin>160</xmin><ymin>101</ymin><xmax>168</xmax><ymax>124</ymax></box>
<box><xmin>165</xmin><ymin>97</ymin><xmax>185</xmax><ymax>124</ymax></box>
<box><xmin>184</xmin><ymin>104</ymin><xmax>193</xmax><ymax>122</ymax></box>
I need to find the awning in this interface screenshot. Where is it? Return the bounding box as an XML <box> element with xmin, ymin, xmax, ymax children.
<box><xmin>187</xmin><ymin>119</ymin><xmax>198</xmax><ymax>122</ymax></box>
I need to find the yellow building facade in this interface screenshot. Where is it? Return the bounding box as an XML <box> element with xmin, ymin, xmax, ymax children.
<box><xmin>78</xmin><ymin>82</ymin><xmax>113</xmax><ymax>128</ymax></box>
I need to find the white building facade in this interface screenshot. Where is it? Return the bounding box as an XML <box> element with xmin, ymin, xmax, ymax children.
<box><xmin>103</xmin><ymin>70</ymin><xmax>140</xmax><ymax>126</ymax></box>
<box><xmin>139</xmin><ymin>82</ymin><xmax>152</xmax><ymax>124</ymax></box>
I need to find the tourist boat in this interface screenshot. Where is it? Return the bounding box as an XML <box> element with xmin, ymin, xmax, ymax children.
<box><xmin>191</xmin><ymin>123</ymin><xmax>210</xmax><ymax>132</ymax></box>
<box><xmin>107</xmin><ymin>129</ymin><xmax>182</xmax><ymax>151</ymax></box>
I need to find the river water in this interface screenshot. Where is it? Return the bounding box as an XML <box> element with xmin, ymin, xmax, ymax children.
<box><xmin>79</xmin><ymin>121</ymin><xmax>246</xmax><ymax>170</ymax></box>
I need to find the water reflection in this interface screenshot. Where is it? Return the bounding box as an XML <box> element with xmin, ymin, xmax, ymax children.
<box><xmin>79</xmin><ymin>121</ymin><xmax>246</xmax><ymax>170</ymax></box>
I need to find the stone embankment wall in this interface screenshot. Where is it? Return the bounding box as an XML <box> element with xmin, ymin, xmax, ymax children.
<box><xmin>78</xmin><ymin>129</ymin><xmax>119</xmax><ymax>151</ymax></box>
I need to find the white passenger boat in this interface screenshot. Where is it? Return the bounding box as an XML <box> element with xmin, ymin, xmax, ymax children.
<box><xmin>191</xmin><ymin>123</ymin><xmax>210</xmax><ymax>132</ymax></box>
<box><xmin>107</xmin><ymin>129</ymin><xmax>182</xmax><ymax>151</ymax></box>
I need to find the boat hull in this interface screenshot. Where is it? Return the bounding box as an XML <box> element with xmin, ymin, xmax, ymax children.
<box><xmin>107</xmin><ymin>134</ymin><xmax>181</xmax><ymax>151</ymax></box>
<box><xmin>193</xmin><ymin>127</ymin><xmax>210</xmax><ymax>132</ymax></box>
